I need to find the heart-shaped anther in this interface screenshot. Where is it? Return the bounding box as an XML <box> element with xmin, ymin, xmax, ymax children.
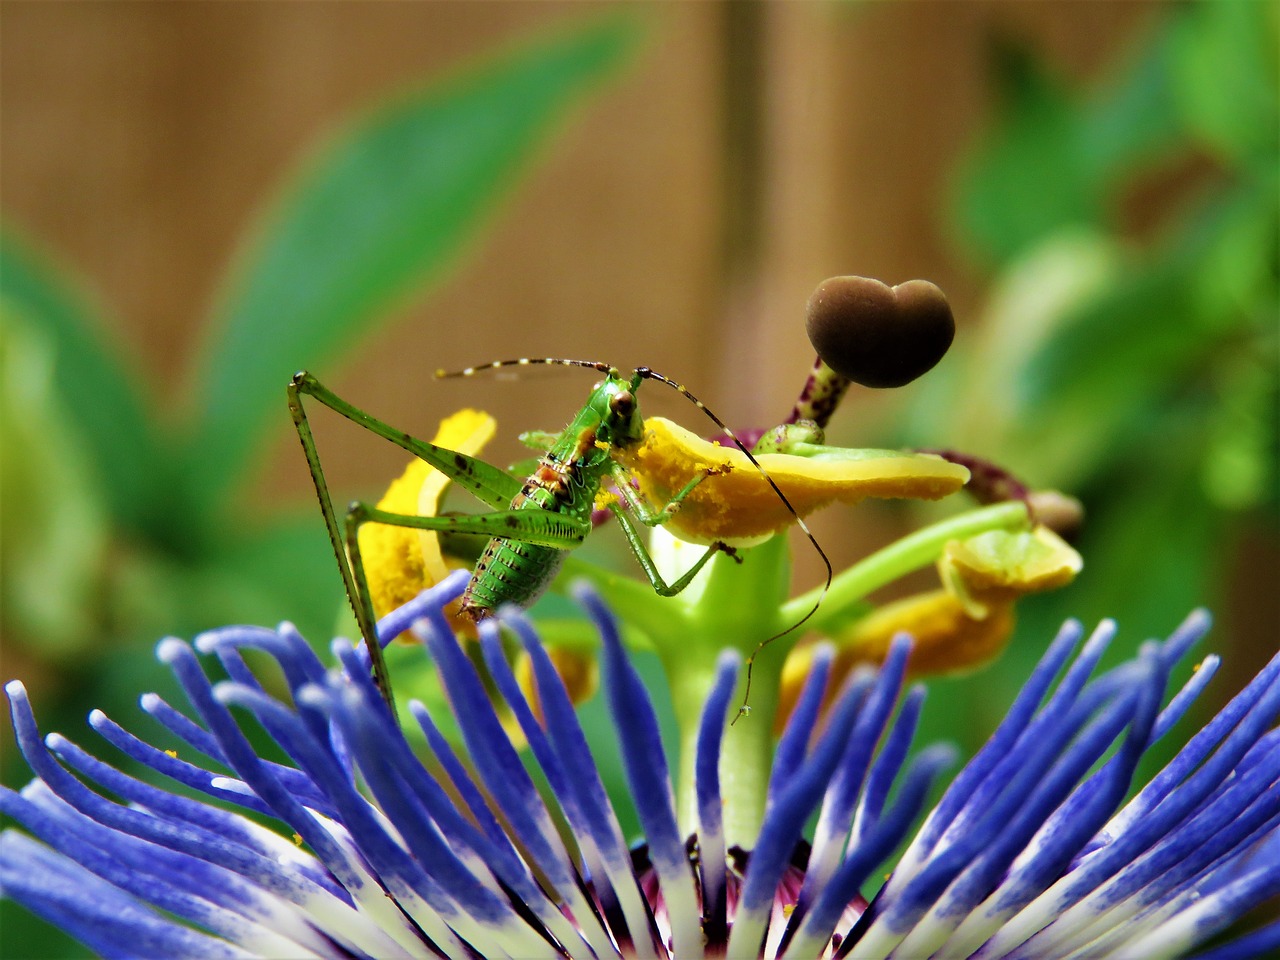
<box><xmin>806</xmin><ymin>276</ymin><xmax>955</xmax><ymax>388</ymax></box>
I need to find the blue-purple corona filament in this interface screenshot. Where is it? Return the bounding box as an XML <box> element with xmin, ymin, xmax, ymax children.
<box><xmin>1</xmin><ymin>570</ymin><xmax>1278</xmax><ymax>958</ymax></box>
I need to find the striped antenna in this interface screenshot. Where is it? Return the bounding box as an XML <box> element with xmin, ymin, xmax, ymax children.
<box><xmin>636</xmin><ymin>367</ymin><xmax>833</xmax><ymax>722</ymax></box>
<box><xmin>436</xmin><ymin>358</ymin><xmax>613</xmax><ymax>379</ymax></box>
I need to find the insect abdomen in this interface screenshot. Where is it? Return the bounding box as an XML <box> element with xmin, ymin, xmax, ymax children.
<box><xmin>460</xmin><ymin>539</ymin><xmax>566</xmax><ymax>619</ymax></box>
<box><xmin>458</xmin><ymin>442</ymin><xmax>596</xmax><ymax>620</ymax></box>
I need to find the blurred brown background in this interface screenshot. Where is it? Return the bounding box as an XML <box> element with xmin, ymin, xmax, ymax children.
<box><xmin>2</xmin><ymin>0</ymin><xmax>1164</xmax><ymax>514</ymax></box>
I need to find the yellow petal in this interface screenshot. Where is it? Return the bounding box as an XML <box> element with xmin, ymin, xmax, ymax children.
<box><xmin>514</xmin><ymin>644</ymin><xmax>600</xmax><ymax>725</ymax></box>
<box><xmin>831</xmin><ymin>589</ymin><xmax>1015</xmax><ymax>675</ymax></box>
<box><xmin>357</xmin><ymin>409</ymin><xmax>495</xmax><ymax>623</ymax></box>
<box><xmin>415</xmin><ymin>409</ymin><xmax>496</xmax><ymax>588</ymax></box>
<box><xmin>777</xmin><ymin>590</ymin><xmax>1015</xmax><ymax>732</ymax></box>
<box><xmin>612</xmin><ymin>416</ymin><xmax>970</xmax><ymax>546</ymax></box>
<box><xmin>939</xmin><ymin>525</ymin><xmax>1082</xmax><ymax>618</ymax></box>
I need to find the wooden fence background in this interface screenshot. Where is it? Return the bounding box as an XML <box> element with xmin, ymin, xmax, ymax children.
<box><xmin>1</xmin><ymin>1</ymin><xmax>1192</xmax><ymax>589</ymax></box>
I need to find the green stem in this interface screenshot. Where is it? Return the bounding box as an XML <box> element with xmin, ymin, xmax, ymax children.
<box><xmin>565</xmin><ymin>541</ymin><xmax>787</xmax><ymax>844</ymax></box>
<box><xmin>783</xmin><ymin>501</ymin><xmax>1031</xmax><ymax>629</ymax></box>
<box><xmin>660</xmin><ymin>638</ymin><xmax>780</xmax><ymax>846</ymax></box>
<box><xmin>718</xmin><ymin>659</ymin><xmax>779</xmax><ymax>846</ymax></box>
<box><xmin>663</xmin><ymin>653</ymin><xmax>722</xmax><ymax>834</ymax></box>
<box><xmin>662</xmin><ymin>535</ymin><xmax>789</xmax><ymax>846</ymax></box>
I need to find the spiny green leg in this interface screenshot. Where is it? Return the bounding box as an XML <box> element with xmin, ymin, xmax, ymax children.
<box><xmin>288</xmin><ymin>370</ymin><xmax>529</xmax><ymax>712</ymax></box>
<box><xmin>351</xmin><ymin>501</ymin><xmax>591</xmax><ymax>549</ymax></box>
<box><xmin>290</xmin><ymin>372</ymin><xmax>523</xmax><ymax>510</ymax></box>
<box><xmin>608</xmin><ymin>460</ymin><xmax>722</xmax><ymax>525</ymax></box>
<box><xmin>340</xmin><ymin>498</ymin><xmax>591</xmax><ymax>706</ymax></box>
<box><xmin>341</xmin><ymin>505</ymin><xmax>398</xmax><ymax>713</ymax></box>
<box><xmin>602</xmin><ymin>460</ymin><xmax>738</xmax><ymax>594</ymax></box>
<box><xmin>287</xmin><ymin>376</ymin><xmax>396</xmax><ymax>711</ymax></box>
<box><xmin>606</xmin><ymin>502</ymin><xmax>728</xmax><ymax>596</ymax></box>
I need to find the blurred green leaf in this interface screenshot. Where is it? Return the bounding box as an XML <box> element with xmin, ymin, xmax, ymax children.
<box><xmin>0</xmin><ymin>900</ymin><xmax>87</xmax><ymax>960</ymax></box>
<box><xmin>923</xmin><ymin>3</ymin><xmax>1277</xmax><ymax>750</ymax></box>
<box><xmin>905</xmin><ymin>229</ymin><xmax>1119</xmax><ymax>456</ymax></box>
<box><xmin>1169</xmin><ymin>0</ymin><xmax>1280</xmax><ymax>166</ymax></box>
<box><xmin>385</xmin><ymin>641</ymin><xmax>462</xmax><ymax>746</ymax></box>
<box><xmin>1008</xmin><ymin>186</ymin><xmax>1263</xmax><ymax>487</ymax></box>
<box><xmin>187</xmin><ymin>17</ymin><xmax>638</xmax><ymax>505</ymax></box>
<box><xmin>0</xmin><ymin>231</ymin><xmax>165</xmax><ymax>534</ymax></box>
<box><xmin>104</xmin><ymin>511</ymin><xmax>352</xmax><ymax>654</ymax></box>
<box><xmin>1202</xmin><ymin>355</ymin><xmax>1276</xmax><ymax>511</ymax></box>
<box><xmin>1186</xmin><ymin>170</ymin><xmax>1279</xmax><ymax>324</ymax></box>
<box><xmin>0</xmin><ymin>307</ymin><xmax>109</xmax><ymax>655</ymax></box>
<box><xmin>1076</xmin><ymin>12</ymin><xmax>1183</xmax><ymax>178</ymax></box>
<box><xmin>953</xmin><ymin>40</ymin><xmax>1094</xmax><ymax>264</ymax></box>
<box><xmin>196</xmin><ymin>513</ymin><xmax>349</xmax><ymax>642</ymax></box>
<box><xmin>954</xmin><ymin>15</ymin><xmax>1187</xmax><ymax>265</ymax></box>
<box><xmin>1051</xmin><ymin>416</ymin><xmax>1224</xmax><ymax>640</ymax></box>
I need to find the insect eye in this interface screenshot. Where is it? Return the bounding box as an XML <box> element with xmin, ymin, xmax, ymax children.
<box><xmin>609</xmin><ymin>391</ymin><xmax>635</xmax><ymax>418</ymax></box>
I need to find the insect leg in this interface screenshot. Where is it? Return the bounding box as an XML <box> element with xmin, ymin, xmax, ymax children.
<box><xmin>635</xmin><ymin>368</ymin><xmax>835</xmax><ymax>723</ymax></box>
<box><xmin>289</xmin><ymin>370</ymin><xmax>524</xmax><ymax>712</ymax></box>
<box><xmin>605</xmin><ymin>502</ymin><xmax>727</xmax><ymax>597</ymax></box>
<box><xmin>607</xmin><ymin>461</ymin><xmax>721</xmax><ymax>525</ymax></box>
<box><xmin>290</xmin><ymin>372</ymin><xmax>523</xmax><ymax>510</ymax></box>
<box><xmin>353</xmin><ymin>503</ymin><xmax>591</xmax><ymax>549</ymax></box>
<box><xmin>287</xmin><ymin>378</ymin><xmax>395</xmax><ymax>712</ymax></box>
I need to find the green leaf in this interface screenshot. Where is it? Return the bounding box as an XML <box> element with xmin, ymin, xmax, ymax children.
<box><xmin>187</xmin><ymin>17</ymin><xmax>639</xmax><ymax>505</ymax></box>
<box><xmin>1046</xmin><ymin>419</ymin><xmax>1224</xmax><ymax>644</ymax></box>
<box><xmin>0</xmin><ymin>902</ymin><xmax>87</xmax><ymax>960</ymax></box>
<box><xmin>0</xmin><ymin>231</ymin><xmax>165</xmax><ymax>533</ymax></box>
<box><xmin>953</xmin><ymin>40</ymin><xmax>1095</xmax><ymax>265</ymax></box>
<box><xmin>105</xmin><ymin>510</ymin><xmax>352</xmax><ymax>653</ymax></box>
<box><xmin>1201</xmin><ymin>355</ymin><xmax>1276</xmax><ymax>511</ymax></box>
<box><xmin>1169</xmin><ymin>0</ymin><xmax>1280</xmax><ymax>166</ymax></box>
<box><xmin>915</xmin><ymin>229</ymin><xmax>1119</xmax><ymax>454</ymax></box>
<box><xmin>1007</xmin><ymin>187</ymin><xmax>1263</xmax><ymax>486</ymax></box>
<box><xmin>1076</xmin><ymin>11</ymin><xmax>1183</xmax><ymax>182</ymax></box>
<box><xmin>0</xmin><ymin>306</ymin><xmax>110</xmax><ymax>656</ymax></box>
<box><xmin>953</xmin><ymin>14</ymin><xmax>1186</xmax><ymax>265</ymax></box>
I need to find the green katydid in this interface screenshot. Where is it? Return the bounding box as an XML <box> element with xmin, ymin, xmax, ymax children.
<box><xmin>288</xmin><ymin>275</ymin><xmax>961</xmax><ymax>715</ymax></box>
<box><xmin>287</xmin><ymin>360</ymin><xmax>833</xmax><ymax>714</ymax></box>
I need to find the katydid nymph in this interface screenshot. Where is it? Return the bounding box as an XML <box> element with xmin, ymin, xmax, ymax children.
<box><xmin>287</xmin><ymin>360</ymin><xmax>832</xmax><ymax>715</ymax></box>
<box><xmin>289</xmin><ymin>276</ymin><xmax>960</xmax><ymax>718</ymax></box>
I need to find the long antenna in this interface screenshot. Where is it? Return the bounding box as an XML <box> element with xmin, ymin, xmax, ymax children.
<box><xmin>636</xmin><ymin>367</ymin><xmax>832</xmax><ymax>722</ymax></box>
<box><xmin>436</xmin><ymin>357</ymin><xmax>612</xmax><ymax>378</ymax></box>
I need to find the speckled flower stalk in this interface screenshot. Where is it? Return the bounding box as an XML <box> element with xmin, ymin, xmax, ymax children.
<box><xmin>3</xmin><ymin>573</ymin><xmax>1276</xmax><ymax>958</ymax></box>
